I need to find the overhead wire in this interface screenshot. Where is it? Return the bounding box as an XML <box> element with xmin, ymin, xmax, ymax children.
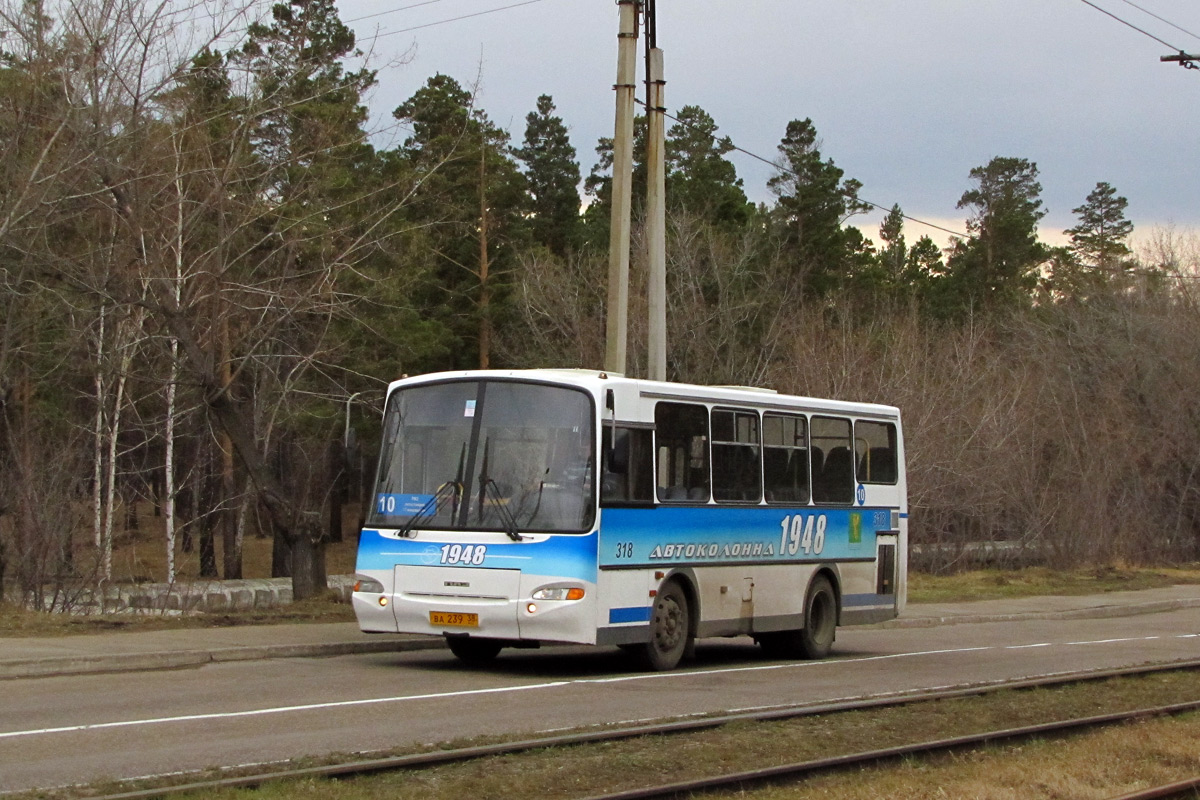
<box><xmin>1114</xmin><ymin>0</ymin><xmax>1200</xmax><ymax>44</ymax></box>
<box><xmin>1075</xmin><ymin>0</ymin><xmax>1179</xmax><ymax>50</ymax></box>
<box><xmin>344</xmin><ymin>1</ymin><xmax>448</xmax><ymax>26</ymax></box>
<box><xmin>341</xmin><ymin>1</ymin><xmax>966</xmax><ymax>239</ymax></box>
<box><xmin>357</xmin><ymin>0</ymin><xmax>548</xmax><ymax>40</ymax></box>
<box><xmin>638</xmin><ymin>98</ymin><xmax>971</xmax><ymax>241</ymax></box>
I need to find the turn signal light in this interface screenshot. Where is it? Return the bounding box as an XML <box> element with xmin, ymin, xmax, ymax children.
<box><xmin>353</xmin><ymin>576</ymin><xmax>384</xmax><ymax>594</ymax></box>
<box><xmin>531</xmin><ymin>586</ymin><xmax>586</xmax><ymax>601</ymax></box>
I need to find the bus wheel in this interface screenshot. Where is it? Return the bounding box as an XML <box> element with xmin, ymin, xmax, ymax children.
<box><xmin>798</xmin><ymin>576</ymin><xmax>837</xmax><ymax>659</ymax></box>
<box><xmin>446</xmin><ymin>637</ymin><xmax>502</xmax><ymax>664</ymax></box>
<box><xmin>637</xmin><ymin>581</ymin><xmax>692</xmax><ymax>671</ymax></box>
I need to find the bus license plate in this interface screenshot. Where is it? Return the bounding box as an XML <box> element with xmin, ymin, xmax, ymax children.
<box><xmin>430</xmin><ymin>611</ymin><xmax>478</xmax><ymax>628</ymax></box>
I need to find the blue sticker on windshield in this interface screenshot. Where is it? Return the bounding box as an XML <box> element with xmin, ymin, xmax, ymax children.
<box><xmin>375</xmin><ymin>494</ymin><xmax>433</xmax><ymax>517</ymax></box>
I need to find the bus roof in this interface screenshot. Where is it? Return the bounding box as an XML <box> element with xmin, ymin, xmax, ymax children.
<box><xmin>386</xmin><ymin>369</ymin><xmax>901</xmax><ymax>421</ymax></box>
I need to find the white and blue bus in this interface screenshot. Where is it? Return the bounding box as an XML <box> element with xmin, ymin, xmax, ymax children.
<box><xmin>352</xmin><ymin>369</ymin><xmax>906</xmax><ymax>670</ymax></box>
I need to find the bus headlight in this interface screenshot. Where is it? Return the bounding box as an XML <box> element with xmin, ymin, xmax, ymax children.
<box><xmin>531</xmin><ymin>586</ymin><xmax>585</xmax><ymax>601</ymax></box>
<box><xmin>353</xmin><ymin>577</ymin><xmax>384</xmax><ymax>594</ymax></box>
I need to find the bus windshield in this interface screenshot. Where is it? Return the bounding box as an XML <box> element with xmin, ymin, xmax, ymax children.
<box><xmin>370</xmin><ymin>380</ymin><xmax>596</xmax><ymax>533</ymax></box>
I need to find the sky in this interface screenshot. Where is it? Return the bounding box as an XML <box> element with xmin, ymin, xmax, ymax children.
<box><xmin>335</xmin><ymin>0</ymin><xmax>1198</xmax><ymax>248</ymax></box>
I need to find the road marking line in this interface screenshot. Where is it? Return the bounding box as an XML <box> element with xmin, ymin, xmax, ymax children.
<box><xmin>1</xmin><ymin>633</ymin><xmax>1194</xmax><ymax>740</ymax></box>
<box><xmin>0</xmin><ymin>682</ymin><xmax>567</xmax><ymax>740</ymax></box>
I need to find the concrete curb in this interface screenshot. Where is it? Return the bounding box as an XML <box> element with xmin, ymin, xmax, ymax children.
<box><xmin>0</xmin><ymin>636</ymin><xmax>446</xmax><ymax>680</ymax></box>
<box><xmin>877</xmin><ymin>597</ymin><xmax>1200</xmax><ymax>629</ymax></box>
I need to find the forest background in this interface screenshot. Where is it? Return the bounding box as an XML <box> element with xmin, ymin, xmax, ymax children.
<box><xmin>2</xmin><ymin>0</ymin><xmax>1199</xmax><ymax>607</ymax></box>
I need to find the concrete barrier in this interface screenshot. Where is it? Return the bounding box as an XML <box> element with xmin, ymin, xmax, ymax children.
<box><xmin>9</xmin><ymin>576</ymin><xmax>357</xmax><ymax>615</ymax></box>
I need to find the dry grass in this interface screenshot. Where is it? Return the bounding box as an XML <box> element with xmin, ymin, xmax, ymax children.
<box><xmin>908</xmin><ymin>565</ymin><xmax>1200</xmax><ymax>604</ymax></box>
<box><xmin>749</xmin><ymin>716</ymin><xmax>1200</xmax><ymax>799</ymax></box>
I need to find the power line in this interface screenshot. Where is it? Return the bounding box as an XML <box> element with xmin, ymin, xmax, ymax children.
<box><xmin>364</xmin><ymin>0</ymin><xmax>548</xmax><ymax>40</ymax></box>
<box><xmin>1076</xmin><ymin>0</ymin><xmax>1179</xmax><ymax>50</ymax></box>
<box><xmin>1114</xmin><ymin>0</ymin><xmax>1200</xmax><ymax>44</ymax></box>
<box><xmin>639</xmin><ymin>99</ymin><xmax>971</xmax><ymax>241</ymax></box>
<box><xmin>344</xmin><ymin>1</ymin><xmax>448</xmax><ymax>26</ymax></box>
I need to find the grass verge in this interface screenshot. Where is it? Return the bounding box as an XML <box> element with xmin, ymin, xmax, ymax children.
<box><xmin>908</xmin><ymin>564</ymin><xmax>1200</xmax><ymax>604</ymax></box>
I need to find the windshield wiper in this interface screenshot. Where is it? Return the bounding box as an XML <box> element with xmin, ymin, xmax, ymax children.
<box><xmin>476</xmin><ymin>438</ymin><xmax>526</xmax><ymax>542</ymax></box>
<box><xmin>483</xmin><ymin>478</ymin><xmax>526</xmax><ymax>542</ymax></box>
<box><xmin>398</xmin><ymin>481</ymin><xmax>461</xmax><ymax>539</ymax></box>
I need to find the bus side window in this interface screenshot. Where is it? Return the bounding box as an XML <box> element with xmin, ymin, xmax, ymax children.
<box><xmin>855</xmin><ymin>420</ymin><xmax>898</xmax><ymax>484</ymax></box>
<box><xmin>602</xmin><ymin>426</ymin><xmax>654</xmax><ymax>504</ymax></box>
<box><xmin>763</xmin><ymin>413</ymin><xmax>809</xmax><ymax>504</ymax></box>
<box><xmin>654</xmin><ymin>402</ymin><xmax>710</xmax><ymax>503</ymax></box>
<box><xmin>811</xmin><ymin>416</ymin><xmax>854</xmax><ymax>504</ymax></box>
<box><xmin>712</xmin><ymin>408</ymin><xmax>761</xmax><ymax>503</ymax></box>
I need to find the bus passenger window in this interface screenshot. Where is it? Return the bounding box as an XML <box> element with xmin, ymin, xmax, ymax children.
<box><xmin>763</xmin><ymin>413</ymin><xmax>809</xmax><ymax>504</ymax></box>
<box><xmin>855</xmin><ymin>421</ymin><xmax>898</xmax><ymax>484</ymax></box>
<box><xmin>811</xmin><ymin>416</ymin><xmax>853</xmax><ymax>504</ymax></box>
<box><xmin>601</xmin><ymin>426</ymin><xmax>654</xmax><ymax>504</ymax></box>
<box><xmin>712</xmin><ymin>408</ymin><xmax>761</xmax><ymax>503</ymax></box>
<box><xmin>654</xmin><ymin>402</ymin><xmax>710</xmax><ymax>502</ymax></box>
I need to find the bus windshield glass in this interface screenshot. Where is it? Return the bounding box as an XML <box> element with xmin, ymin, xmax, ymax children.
<box><xmin>370</xmin><ymin>380</ymin><xmax>595</xmax><ymax>533</ymax></box>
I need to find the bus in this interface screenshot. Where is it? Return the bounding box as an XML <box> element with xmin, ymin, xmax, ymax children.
<box><xmin>352</xmin><ymin>369</ymin><xmax>906</xmax><ymax>671</ymax></box>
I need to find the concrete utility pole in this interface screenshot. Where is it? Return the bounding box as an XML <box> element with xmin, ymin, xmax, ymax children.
<box><xmin>645</xmin><ymin>0</ymin><xmax>667</xmax><ymax>382</ymax></box>
<box><xmin>604</xmin><ymin>0</ymin><xmax>638</xmax><ymax>376</ymax></box>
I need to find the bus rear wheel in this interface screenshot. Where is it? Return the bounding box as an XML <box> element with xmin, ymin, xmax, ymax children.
<box><xmin>446</xmin><ymin>636</ymin><xmax>502</xmax><ymax>664</ymax></box>
<box><xmin>758</xmin><ymin>575</ymin><xmax>837</xmax><ymax>660</ymax></box>
<box><xmin>798</xmin><ymin>575</ymin><xmax>837</xmax><ymax>658</ymax></box>
<box><xmin>636</xmin><ymin>581</ymin><xmax>692</xmax><ymax>671</ymax></box>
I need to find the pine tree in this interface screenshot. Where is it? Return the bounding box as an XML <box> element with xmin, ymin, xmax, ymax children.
<box><xmin>516</xmin><ymin>95</ymin><xmax>581</xmax><ymax>257</ymax></box>
<box><xmin>241</xmin><ymin>0</ymin><xmax>375</xmax><ymax>201</ymax></box>
<box><xmin>766</xmin><ymin>118</ymin><xmax>870</xmax><ymax>295</ymax></box>
<box><xmin>664</xmin><ymin>105</ymin><xmax>751</xmax><ymax>228</ymax></box>
<box><xmin>392</xmin><ymin>74</ymin><xmax>527</xmax><ymax>368</ymax></box>
<box><xmin>940</xmin><ymin>156</ymin><xmax>1048</xmax><ymax>314</ymax></box>
<box><xmin>878</xmin><ymin>204</ymin><xmax>907</xmax><ymax>282</ymax></box>
<box><xmin>1066</xmin><ymin>181</ymin><xmax>1134</xmax><ymax>275</ymax></box>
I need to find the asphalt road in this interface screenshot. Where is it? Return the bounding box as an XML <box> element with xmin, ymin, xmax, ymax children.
<box><xmin>2</xmin><ymin>609</ymin><xmax>1199</xmax><ymax>794</ymax></box>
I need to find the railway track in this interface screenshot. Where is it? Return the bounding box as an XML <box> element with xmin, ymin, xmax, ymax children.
<box><xmin>87</xmin><ymin>658</ymin><xmax>1200</xmax><ymax>800</ymax></box>
<box><xmin>1107</xmin><ymin>777</ymin><xmax>1200</xmax><ymax>800</ymax></box>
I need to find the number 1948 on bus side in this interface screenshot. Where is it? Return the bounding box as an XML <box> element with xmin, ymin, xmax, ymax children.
<box><xmin>611</xmin><ymin>513</ymin><xmax>830</xmax><ymax>562</ymax></box>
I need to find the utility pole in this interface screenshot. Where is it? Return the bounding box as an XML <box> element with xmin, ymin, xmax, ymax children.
<box><xmin>1161</xmin><ymin>51</ymin><xmax>1199</xmax><ymax>70</ymax></box>
<box><xmin>605</xmin><ymin>0</ymin><xmax>638</xmax><ymax>376</ymax></box>
<box><xmin>645</xmin><ymin>0</ymin><xmax>667</xmax><ymax>382</ymax></box>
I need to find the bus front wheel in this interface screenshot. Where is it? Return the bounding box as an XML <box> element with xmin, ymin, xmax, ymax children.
<box><xmin>637</xmin><ymin>581</ymin><xmax>692</xmax><ymax>671</ymax></box>
<box><xmin>446</xmin><ymin>636</ymin><xmax>502</xmax><ymax>664</ymax></box>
